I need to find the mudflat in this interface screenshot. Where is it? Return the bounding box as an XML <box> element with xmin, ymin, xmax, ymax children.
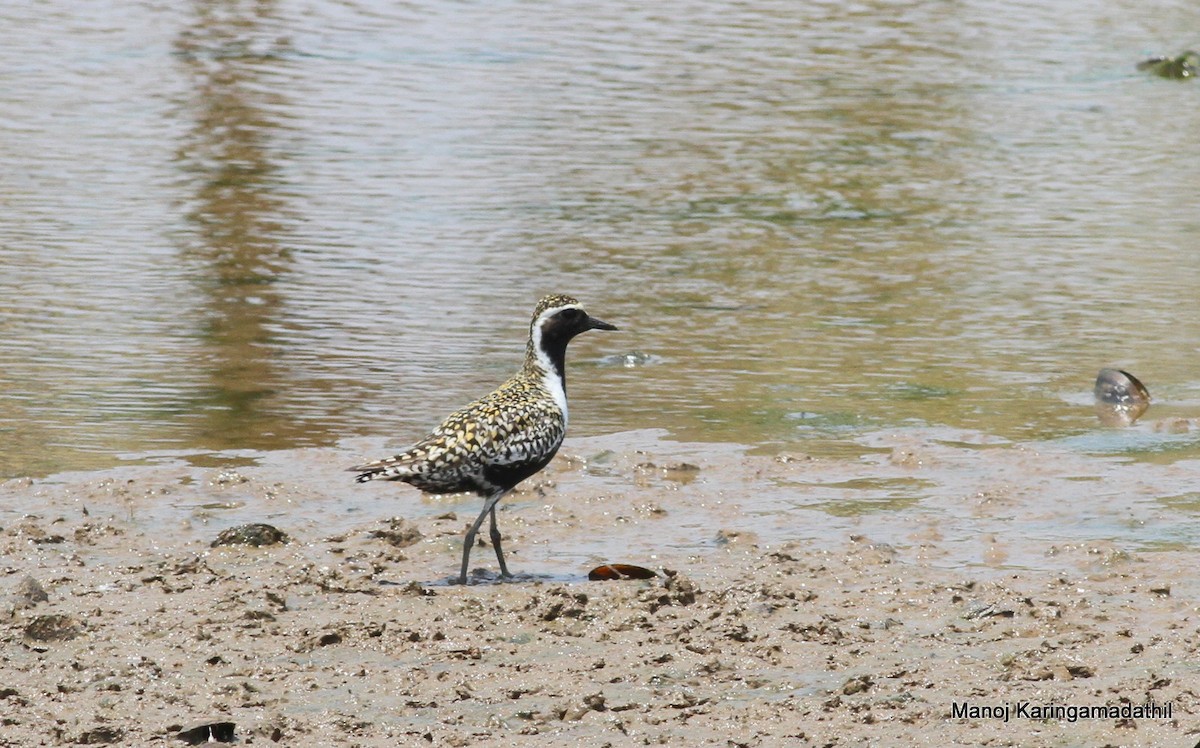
<box><xmin>1</xmin><ymin>434</ymin><xmax>1195</xmax><ymax>746</ymax></box>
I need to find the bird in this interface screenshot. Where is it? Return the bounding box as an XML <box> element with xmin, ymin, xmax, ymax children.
<box><xmin>351</xmin><ymin>294</ymin><xmax>618</xmax><ymax>585</ymax></box>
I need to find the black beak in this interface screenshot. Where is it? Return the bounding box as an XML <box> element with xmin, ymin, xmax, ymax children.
<box><xmin>586</xmin><ymin>315</ymin><xmax>618</xmax><ymax>332</ymax></box>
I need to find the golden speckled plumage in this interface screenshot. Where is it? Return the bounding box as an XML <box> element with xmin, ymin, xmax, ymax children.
<box><xmin>351</xmin><ymin>294</ymin><xmax>618</xmax><ymax>584</ymax></box>
<box><xmin>353</xmin><ymin>372</ymin><xmax>567</xmax><ymax>495</ymax></box>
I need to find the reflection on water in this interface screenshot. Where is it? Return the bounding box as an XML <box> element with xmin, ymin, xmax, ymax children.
<box><xmin>2</xmin><ymin>0</ymin><xmax>1200</xmax><ymax>479</ymax></box>
<box><xmin>173</xmin><ymin>0</ymin><xmax>297</xmax><ymax>448</ymax></box>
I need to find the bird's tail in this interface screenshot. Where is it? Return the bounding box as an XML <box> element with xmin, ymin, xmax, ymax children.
<box><xmin>349</xmin><ymin>455</ymin><xmax>421</xmax><ymax>483</ymax></box>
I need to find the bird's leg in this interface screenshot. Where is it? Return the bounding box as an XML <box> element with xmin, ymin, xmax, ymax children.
<box><xmin>489</xmin><ymin>505</ymin><xmax>512</xmax><ymax>578</ymax></box>
<box><xmin>459</xmin><ymin>489</ymin><xmax>508</xmax><ymax>585</ymax></box>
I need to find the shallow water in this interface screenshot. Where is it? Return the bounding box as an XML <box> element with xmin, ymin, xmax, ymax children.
<box><xmin>6</xmin><ymin>431</ymin><xmax>1200</xmax><ymax>581</ymax></box>
<box><xmin>2</xmin><ymin>1</ymin><xmax>1200</xmax><ymax>561</ymax></box>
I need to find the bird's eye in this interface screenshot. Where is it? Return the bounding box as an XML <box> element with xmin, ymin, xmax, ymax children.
<box><xmin>560</xmin><ymin>308</ymin><xmax>583</xmax><ymax>320</ymax></box>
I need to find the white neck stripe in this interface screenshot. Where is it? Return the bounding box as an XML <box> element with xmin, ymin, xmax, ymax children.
<box><xmin>529</xmin><ymin>305</ymin><xmax>574</xmax><ymax>425</ymax></box>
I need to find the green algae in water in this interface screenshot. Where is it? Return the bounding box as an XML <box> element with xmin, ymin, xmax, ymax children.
<box><xmin>1137</xmin><ymin>51</ymin><xmax>1199</xmax><ymax>80</ymax></box>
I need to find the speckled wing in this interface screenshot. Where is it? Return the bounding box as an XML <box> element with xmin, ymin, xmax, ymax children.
<box><xmin>351</xmin><ymin>381</ymin><xmax>566</xmax><ymax>493</ymax></box>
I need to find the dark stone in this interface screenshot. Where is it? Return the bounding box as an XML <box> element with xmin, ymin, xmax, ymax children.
<box><xmin>211</xmin><ymin>523</ymin><xmax>289</xmax><ymax>548</ymax></box>
<box><xmin>23</xmin><ymin>614</ymin><xmax>81</xmax><ymax>642</ymax></box>
<box><xmin>77</xmin><ymin>726</ymin><xmax>123</xmax><ymax>744</ymax></box>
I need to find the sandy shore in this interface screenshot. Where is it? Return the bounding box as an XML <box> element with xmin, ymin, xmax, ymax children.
<box><xmin>1</xmin><ymin>434</ymin><xmax>1197</xmax><ymax>746</ymax></box>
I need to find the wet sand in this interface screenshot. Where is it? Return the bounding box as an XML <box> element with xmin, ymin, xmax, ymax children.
<box><xmin>2</xmin><ymin>434</ymin><xmax>1197</xmax><ymax>746</ymax></box>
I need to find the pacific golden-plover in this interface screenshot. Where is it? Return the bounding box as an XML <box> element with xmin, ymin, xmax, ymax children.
<box><xmin>352</xmin><ymin>294</ymin><xmax>618</xmax><ymax>585</ymax></box>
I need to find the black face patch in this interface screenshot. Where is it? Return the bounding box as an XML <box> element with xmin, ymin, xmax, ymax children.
<box><xmin>540</xmin><ymin>307</ymin><xmax>588</xmax><ymax>345</ymax></box>
<box><xmin>535</xmin><ymin>306</ymin><xmax>592</xmax><ymax>381</ymax></box>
